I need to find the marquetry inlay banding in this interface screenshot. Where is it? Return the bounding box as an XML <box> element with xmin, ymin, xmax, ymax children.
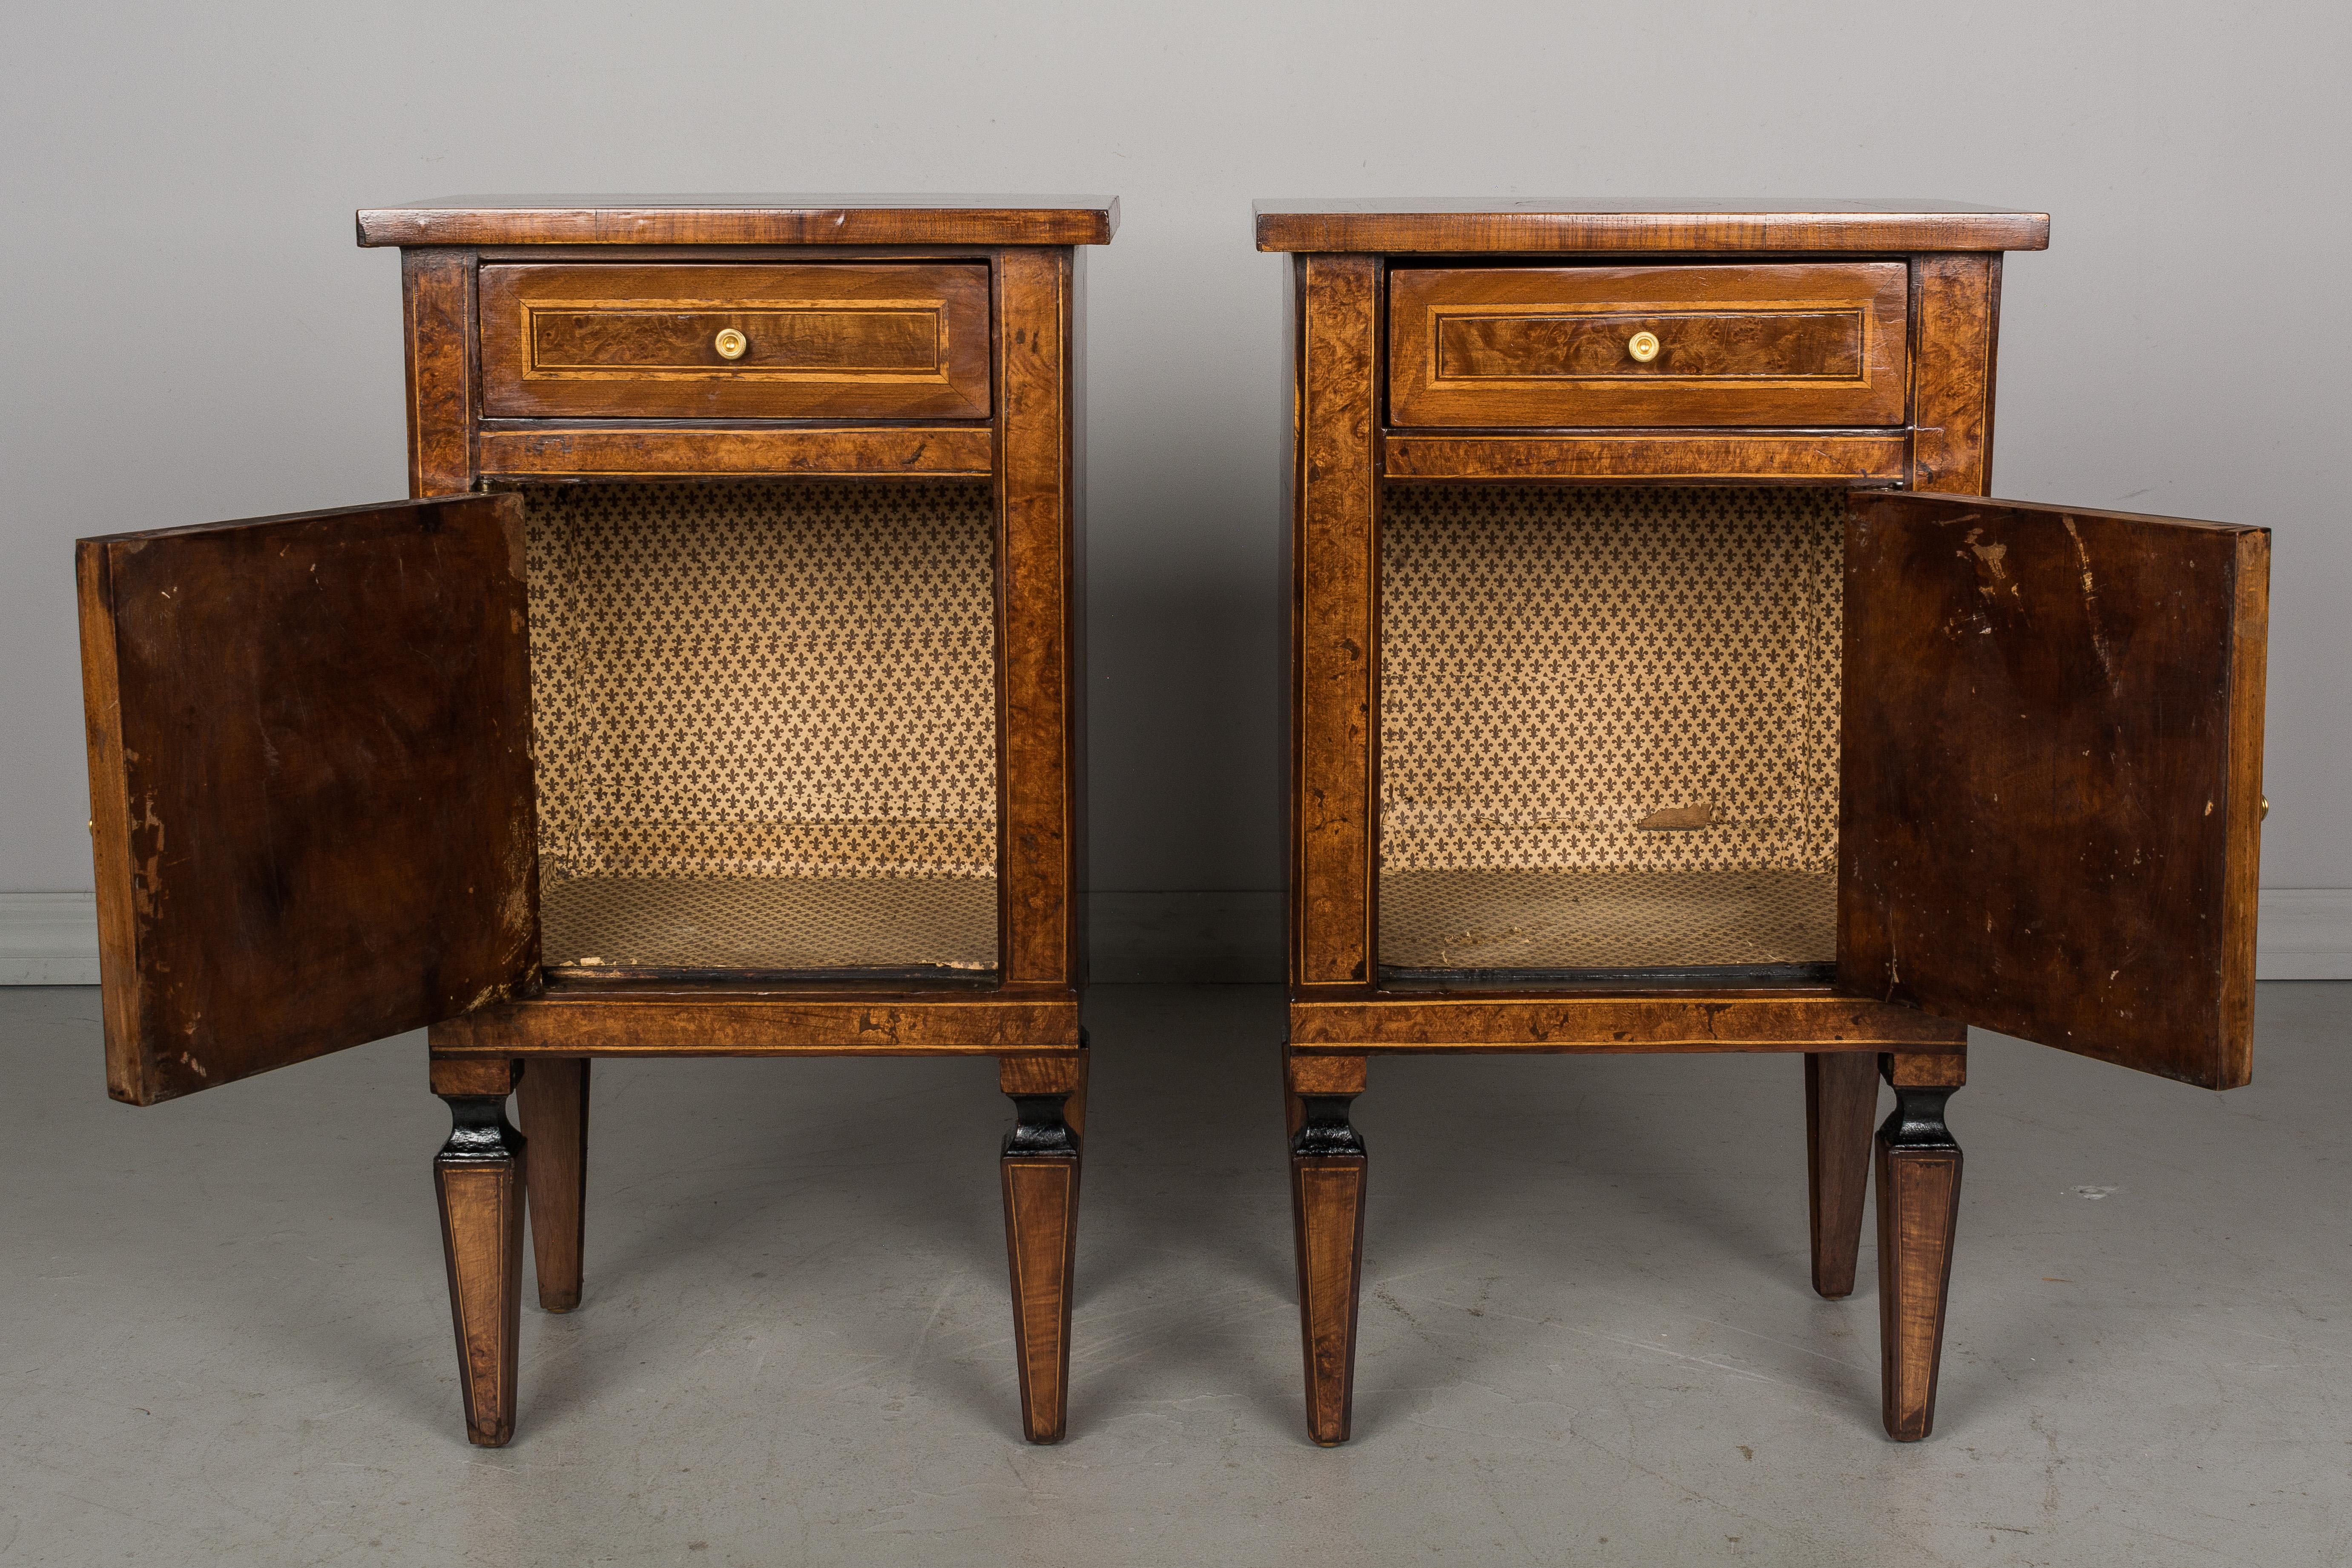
<box><xmin>1390</xmin><ymin>262</ymin><xmax>1906</xmax><ymax>428</ymax></box>
<box><xmin>1434</xmin><ymin>308</ymin><xmax>1867</xmax><ymax>381</ymax></box>
<box><xmin>526</xmin><ymin>304</ymin><xmax>946</xmax><ymax>376</ymax></box>
<box><xmin>480</xmin><ymin>262</ymin><xmax>992</xmax><ymax>419</ymax></box>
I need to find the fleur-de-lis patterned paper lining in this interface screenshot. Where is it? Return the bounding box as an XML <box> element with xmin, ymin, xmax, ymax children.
<box><xmin>1378</xmin><ymin>485</ymin><xmax>1842</xmax><ymax>969</ymax></box>
<box><xmin>514</xmin><ymin>479</ymin><xmax>999</xmax><ymax>971</ymax></box>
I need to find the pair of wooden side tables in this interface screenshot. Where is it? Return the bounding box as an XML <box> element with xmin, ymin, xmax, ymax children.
<box><xmin>75</xmin><ymin>198</ymin><xmax>2268</xmax><ymax>1453</ymax></box>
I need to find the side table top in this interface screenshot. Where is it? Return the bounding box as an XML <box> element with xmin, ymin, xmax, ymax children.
<box><xmin>1253</xmin><ymin>199</ymin><xmax>2048</xmax><ymax>254</ymax></box>
<box><xmin>358</xmin><ymin>195</ymin><xmax>1120</xmax><ymax>248</ymax></box>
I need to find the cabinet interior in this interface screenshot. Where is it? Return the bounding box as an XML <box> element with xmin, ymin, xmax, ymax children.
<box><xmin>511</xmin><ymin>477</ymin><xmax>999</xmax><ymax>979</ymax></box>
<box><xmin>1378</xmin><ymin>482</ymin><xmax>1842</xmax><ymax>981</ymax></box>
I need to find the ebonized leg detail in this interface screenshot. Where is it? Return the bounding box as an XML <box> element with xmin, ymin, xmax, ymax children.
<box><xmin>1876</xmin><ymin>1063</ymin><xmax>1963</xmax><ymax>1442</ymax></box>
<box><xmin>1805</xmin><ymin>1051</ymin><xmax>1880</xmax><ymax>1298</ymax></box>
<box><xmin>432</xmin><ymin>1061</ymin><xmax>526</xmax><ymax>1447</ymax></box>
<box><xmin>516</xmin><ymin>1057</ymin><xmax>589</xmax><ymax>1313</ymax></box>
<box><xmin>1000</xmin><ymin>1051</ymin><xmax>1085</xmax><ymax>1443</ymax></box>
<box><xmin>1291</xmin><ymin>1089</ymin><xmax>1368</xmax><ymax>1446</ymax></box>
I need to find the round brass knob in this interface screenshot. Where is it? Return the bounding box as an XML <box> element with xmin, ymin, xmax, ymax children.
<box><xmin>1627</xmin><ymin>330</ymin><xmax>1661</xmax><ymax>364</ymax></box>
<box><xmin>2261</xmin><ymin>795</ymin><xmax>2270</xmax><ymax>821</ymax></box>
<box><xmin>713</xmin><ymin>328</ymin><xmax>749</xmax><ymax>361</ymax></box>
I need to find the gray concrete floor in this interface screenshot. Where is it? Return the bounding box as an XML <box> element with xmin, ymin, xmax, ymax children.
<box><xmin>0</xmin><ymin>983</ymin><xmax>2345</xmax><ymax>1567</ymax></box>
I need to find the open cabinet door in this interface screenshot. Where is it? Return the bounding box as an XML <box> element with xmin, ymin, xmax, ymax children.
<box><xmin>78</xmin><ymin>495</ymin><xmax>539</xmax><ymax>1106</ymax></box>
<box><xmin>1841</xmin><ymin>493</ymin><xmax>2267</xmax><ymax>1089</ymax></box>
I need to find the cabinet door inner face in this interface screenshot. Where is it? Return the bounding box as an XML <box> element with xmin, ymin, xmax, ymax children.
<box><xmin>78</xmin><ymin>495</ymin><xmax>537</xmax><ymax>1104</ymax></box>
<box><xmin>1378</xmin><ymin>484</ymin><xmax>1842</xmax><ymax>980</ymax></box>
<box><xmin>1840</xmin><ymin>493</ymin><xmax>2267</xmax><ymax>1088</ymax></box>
<box><xmin>514</xmin><ymin>478</ymin><xmax>999</xmax><ymax>978</ymax></box>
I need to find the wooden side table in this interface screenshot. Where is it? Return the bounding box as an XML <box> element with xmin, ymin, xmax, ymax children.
<box><xmin>75</xmin><ymin>196</ymin><xmax>1115</xmax><ymax>1445</ymax></box>
<box><xmin>1261</xmin><ymin>200</ymin><xmax>2269</xmax><ymax>1444</ymax></box>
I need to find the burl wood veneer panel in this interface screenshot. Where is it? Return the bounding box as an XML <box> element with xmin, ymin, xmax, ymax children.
<box><xmin>480</xmin><ymin>263</ymin><xmax>991</xmax><ymax>420</ymax></box>
<box><xmin>1390</xmin><ymin>264</ymin><xmax>1906</xmax><ymax>428</ymax></box>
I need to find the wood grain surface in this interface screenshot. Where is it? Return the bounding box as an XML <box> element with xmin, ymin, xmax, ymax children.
<box><xmin>360</xmin><ymin>196</ymin><xmax>1119</xmax><ymax>248</ymax></box>
<box><xmin>1289</xmin><ymin>992</ymin><xmax>1964</xmax><ymax>1051</ymax></box>
<box><xmin>999</xmin><ymin>1052</ymin><xmax>1087</xmax><ymax>1097</ymax></box>
<box><xmin>1440</xmin><ymin>309</ymin><xmax>1861</xmax><ymax>377</ymax></box>
<box><xmin>995</xmin><ymin>248</ymin><xmax>1084</xmax><ymax>988</ymax></box>
<box><xmin>1875</xmin><ymin>1083</ymin><xmax>1962</xmax><ymax>1443</ymax></box>
<box><xmin>1289</xmin><ymin>255</ymin><xmax>1382</xmax><ymax>987</ymax></box>
<box><xmin>1287</xmin><ymin>1053</ymin><xmax>1370</xmax><ymax>1095</ymax></box>
<box><xmin>480</xmin><ymin>263</ymin><xmax>991</xmax><ymax>420</ymax></box>
<box><xmin>1887</xmin><ymin>1051</ymin><xmax>1968</xmax><ymax>1089</ymax></box>
<box><xmin>516</xmin><ymin>1057</ymin><xmax>589</xmax><ymax>1313</ymax></box>
<box><xmin>1383</xmin><ymin>433</ymin><xmax>1909</xmax><ymax>483</ymax></box>
<box><xmin>1255</xmin><ymin>200</ymin><xmax>2049</xmax><ymax>255</ymax></box>
<box><xmin>1804</xmin><ymin>1051</ymin><xmax>1881</xmax><ymax>1298</ymax></box>
<box><xmin>1841</xmin><ymin>493</ymin><xmax>2268</xmax><ymax>1088</ymax></box>
<box><xmin>78</xmin><ymin>496</ymin><xmax>537</xmax><ymax>1106</ymax></box>
<box><xmin>1000</xmin><ymin>1047</ymin><xmax>1090</xmax><ymax>1136</ymax></box>
<box><xmin>1292</xmin><ymin>1154</ymin><xmax>1369</xmax><ymax>1445</ymax></box>
<box><xmin>401</xmin><ymin>250</ymin><xmax>477</xmax><ymax>497</ymax></box>
<box><xmin>428</xmin><ymin>988</ymin><xmax>1080</xmax><ymax>1054</ymax></box>
<box><xmin>1390</xmin><ymin>264</ymin><xmax>1907</xmax><ymax>428</ymax></box>
<box><xmin>1001</xmin><ymin>1156</ymin><xmax>1081</xmax><ymax>1442</ymax></box>
<box><xmin>433</xmin><ymin>1075</ymin><xmax>527</xmax><ymax>1448</ymax></box>
<box><xmin>1909</xmin><ymin>256</ymin><xmax>2002</xmax><ymax>494</ymax></box>
<box><xmin>475</xmin><ymin>424</ymin><xmax>992</xmax><ymax>479</ymax></box>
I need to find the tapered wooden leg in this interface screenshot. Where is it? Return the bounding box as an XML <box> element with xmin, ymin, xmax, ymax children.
<box><xmin>1876</xmin><ymin>1052</ymin><xmax>1964</xmax><ymax>1442</ymax></box>
<box><xmin>431</xmin><ymin>1057</ymin><xmax>526</xmax><ymax>1447</ymax></box>
<box><xmin>1805</xmin><ymin>1051</ymin><xmax>1879</xmax><ymax>1298</ymax></box>
<box><xmin>517</xmin><ymin>1057</ymin><xmax>589</xmax><ymax>1312</ymax></box>
<box><xmin>999</xmin><ymin>1051</ymin><xmax>1085</xmax><ymax>1443</ymax></box>
<box><xmin>1287</xmin><ymin>1053</ymin><xmax>1368</xmax><ymax>1445</ymax></box>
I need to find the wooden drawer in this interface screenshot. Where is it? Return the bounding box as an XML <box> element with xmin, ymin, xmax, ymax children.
<box><xmin>1388</xmin><ymin>262</ymin><xmax>1907</xmax><ymax>428</ymax></box>
<box><xmin>479</xmin><ymin>263</ymin><xmax>991</xmax><ymax>419</ymax></box>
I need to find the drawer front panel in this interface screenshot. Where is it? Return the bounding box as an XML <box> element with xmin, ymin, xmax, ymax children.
<box><xmin>480</xmin><ymin>263</ymin><xmax>991</xmax><ymax>419</ymax></box>
<box><xmin>1390</xmin><ymin>263</ymin><xmax>1907</xmax><ymax>428</ymax></box>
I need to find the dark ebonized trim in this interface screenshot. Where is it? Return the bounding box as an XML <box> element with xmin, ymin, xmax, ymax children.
<box><xmin>1878</xmin><ymin>1085</ymin><xmax>1959</xmax><ymax>1152</ymax></box>
<box><xmin>1004</xmin><ymin>1093</ymin><xmax>1080</xmax><ymax>1160</ymax></box>
<box><xmin>437</xmin><ymin>1093</ymin><xmax>524</xmax><ymax>1163</ymax></box>
<box><xmin>1292</xmin><ymin>1093</ymin><xmax>1367</xmax><ymax>1159</ymax></box>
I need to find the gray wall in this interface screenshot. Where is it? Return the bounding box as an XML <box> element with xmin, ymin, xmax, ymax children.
<box><xmin>5</xmin><ymin>1</ymin><xmax>2346</xmax><ymax>902</ymax></box>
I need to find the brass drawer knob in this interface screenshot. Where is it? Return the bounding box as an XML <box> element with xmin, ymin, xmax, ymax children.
<box><xmin>713</xmin><ymin>327</ymin><xmax>749</xmax><ymax>361</ymax></box>
<box><xmin>1626</xmin><ymin>330</ymin><xmax>1661</xmax><ymax>364</ymax></box>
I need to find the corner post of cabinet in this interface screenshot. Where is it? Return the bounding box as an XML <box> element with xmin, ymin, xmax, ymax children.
<box><xmin>400</xmin><ymin>247</ymin><xmax>479</xmax><ymax>499</ymax></box>
<box><xmin>1289</xmin><ymin>253</ymin><xmax>1382</xmax><ymax>990</ymax></box>
<box><xmin>994</xmin><ymin>246</ymin><xmax>1082</xmax><ymax>990</ymax></box>
<box><xmin>1066</xmin><ymin>245</ymin><xmax>1089</xmax><ymax>988</ymax></box>
<box><xmin>1909</xmin><ymin>253</ymin><xmax>2002</xmax><ymax>496</ymax></box>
